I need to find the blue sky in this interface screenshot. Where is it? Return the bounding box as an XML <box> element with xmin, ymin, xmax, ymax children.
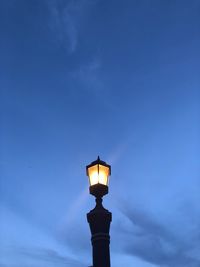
<box><xmin>0</xmin><ymin>0</ymin><xmax>200</xmax><ymax>266</ymax></box>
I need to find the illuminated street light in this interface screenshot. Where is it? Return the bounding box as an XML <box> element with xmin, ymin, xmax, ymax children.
<box><xmin>86</xmin><ymin>156</ymin><xmax>111</xmax><ymax>197</ymax></box>
<box><xmin>86</xmin><ymin>156</ymin><xmax>112</xmax><ymax>267</ymax></box>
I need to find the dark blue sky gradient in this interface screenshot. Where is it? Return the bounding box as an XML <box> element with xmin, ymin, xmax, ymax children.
<box><xmin>0</xmin><ymin>1</ymin><xmax>200</xmax><ymax>266</ymax></box>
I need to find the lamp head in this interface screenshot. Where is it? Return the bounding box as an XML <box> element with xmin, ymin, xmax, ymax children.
<box><xmin>86</xmin><ymin>156</ymin><xmax>111</xmax><ymax>197</ymax></box>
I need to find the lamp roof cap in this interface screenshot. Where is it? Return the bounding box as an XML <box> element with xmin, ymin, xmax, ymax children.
<box><xmin>86</xmin><ymin>156</ymin><xmax>111</xmax><ymax>174</ymax></box>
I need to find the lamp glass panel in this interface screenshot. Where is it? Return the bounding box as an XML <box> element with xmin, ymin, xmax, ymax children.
<box><xmin>98</xmin><ymin>164</ymin><xmax>109</xmax><ymax>186</ymax></box>
<box><xmin>88</xmin><ymin>165</ymin><xmax>98</xmax><ymax>186</ymax></box>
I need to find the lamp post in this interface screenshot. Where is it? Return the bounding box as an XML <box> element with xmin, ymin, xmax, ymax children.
<box><xmin>86</xmin><ymin>156</ymin><xmax>112</xmax><ymax>267</ymax></box>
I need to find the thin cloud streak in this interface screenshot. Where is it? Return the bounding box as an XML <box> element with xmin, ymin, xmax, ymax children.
<box><xmin>0</xmin><ymin>246</ymin><xmax>86</xmax><ymax>267</ymax></box>
<box><xmin>46</xmin><ymin>0</ymin><xmax>95</xmax><ymax>53</ymax></box>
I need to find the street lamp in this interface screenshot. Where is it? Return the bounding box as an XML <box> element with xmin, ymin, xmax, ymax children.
<box><xmin>86</xmin><ymin>156</ymin><xmax>112</xmax><ymax>267</ymax></box>
<box><xmin>86</xmin><ymin>156</ymin><xmax>111</xmax><ymax>197</ymax></box>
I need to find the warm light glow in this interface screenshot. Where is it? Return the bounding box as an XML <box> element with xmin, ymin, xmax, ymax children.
<box><xmin>88</xmin><ymin>165</ymin><xmax>99</xmax><ymax>186</ymax></box>
<box><xmin>88</xmin><ymin>164</ymin><xmax>109</xmax><ymax>186</ymax></box>
<box><xmin>98</xmin><ymin>164</ymin><xmax>109</xmax><ymax>185</ymax></box>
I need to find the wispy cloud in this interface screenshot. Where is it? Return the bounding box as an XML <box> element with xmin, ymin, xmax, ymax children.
<box><xmin>0</xmin><ymin>246</ymin><xmax>85</xmax><ymax>267</ymax></box>
<box><xmin>118</xmin><ymin>203</ymin><xmax>200</xmax><ymax>267</ymax></box>
<box><xmin>0</xmin><ymin>204</ymin><xmax>87</xmax><ymax>267</ymax></box>
<box><xmin>68</xmin><ymin>57</ymin><xmax>118</xmax><ymax>112</ymax></box>
<box><xmin>20</xmin><ymin>247</ymin><xmax>85</xmax><ymax>267</ymax></box>
<box><xmin>46</xmin><ymin>0</ymin><xmax>94</xmax><ymax>53</ymax></box>
<box><xmin>69</xmin><ymin>57</ymin><xmax>103</xmax><ymax>90</ymax></box>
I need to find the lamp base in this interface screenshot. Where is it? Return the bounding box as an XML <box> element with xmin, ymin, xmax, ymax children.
<box><xmin>89</xmin><ymin>184</ymin><xmax>108</xmax><ymax>198</ymax></box>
